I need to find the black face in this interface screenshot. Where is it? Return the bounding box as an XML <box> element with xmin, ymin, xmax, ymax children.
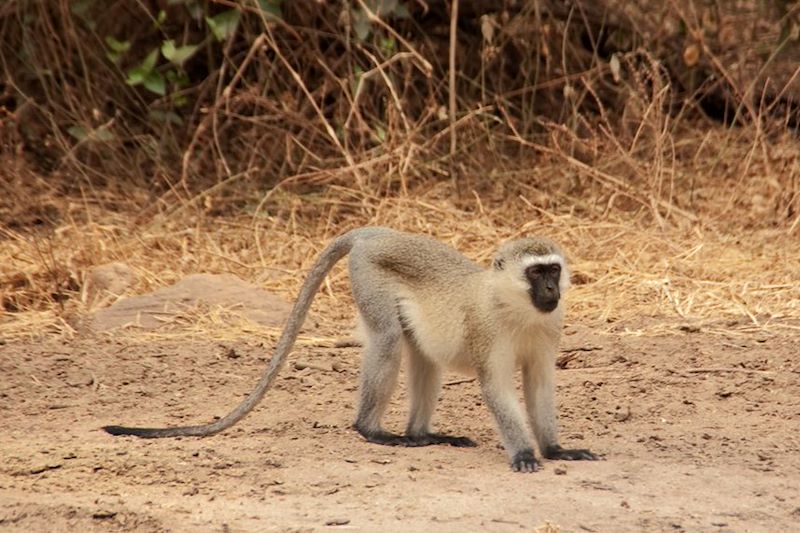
<box><xmin>526</xmin><ymin>263</ymin><xmax>561</xmax><ymax>312</ymax></box>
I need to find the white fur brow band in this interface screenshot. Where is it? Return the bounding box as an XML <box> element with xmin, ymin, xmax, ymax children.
<box><xmin>521</xmin><ymin>254</ymin><xmax>565</xmax><ymax>268</ymax></box>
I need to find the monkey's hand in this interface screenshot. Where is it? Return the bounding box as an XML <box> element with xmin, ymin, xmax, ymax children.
<box><xmin>511</xmin><ymin>449</ymin><xmax>541</xmax><ymax>473</ymax></box>
<box><xmin>543</xmin><ymin>444</ymin><xmax>600</xmax><ymax>461</ymax></box>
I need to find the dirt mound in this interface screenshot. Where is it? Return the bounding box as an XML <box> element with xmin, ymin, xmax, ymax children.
<box><xmin>88</xmin><ymin>273</ymin><xmax>291</xmax><ymax>332</ymax></box>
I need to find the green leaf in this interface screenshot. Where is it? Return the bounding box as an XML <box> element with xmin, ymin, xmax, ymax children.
<box><xmin>143</xmin><ymin>71</ymin><xmax>166</xmax><ymax>96</ymax></box>
<box><xmin>352</xmin><ymin>9</ymin><xmax>371</xmax><ymax>41</ymax></box>
<box><xmin>126</xmin><ymin>48</ymin><xmax>160</xmax><ymax>86</ymax></box>
<box><xmin>161</xmin><ymin>40</ymin><xmax>199</xmax><ymax>66</ymax></box>
<box><xmin>379</xmin><ymin>37</ymin><xmax>396</xmax><ymax>54</ymax></box>
<box><xmin>141</xmin><ymin>48</ymin><xmax>160</xmax><ymax>72</ymax></box>
<box><xmin>67</xmin><ymin>125</ymin><xmax>114</xmax><ymax>142</ymax></box>
<box><xmin>257</xmin><ymin>0</ymin><xmax>283</xmax><ymax>20</ymax></box>
<box><xmin>67</xmin><ymin>125</ymin><xmax>88</xmax><ymax>141</ymax></box>
<box><xmin>105</xmin><ymin>36</ymin><xmax>131</xmax><ymax>65</ymax></box>
<box><xmin>156</xmin><ymin>9</ymin><xmax>167</xmax><ymax>26</ymax></box>
<box><xmin>104</xmin><ymin>36</ymin><xmax>130</xmax><ymax>53</ymax></box>
<box><xmin>93</xmin><ymin>128</ymin><xmax>115</xmax><ymax>142</ymax></box>
<box><xmin>161</xmin><ymin>40</ymin><xmax>176</xmax><ymax>62</ymax></box>
<box><xmin>125</xmin><ymin>67</ymin><xmax>147</xmax><ymax>85</ymax></box>
<box><xmin>173</xmin><ymin>94</ymin><xmax>189</xmax><ymax>108</ymax></box>
<box><xmin>206</xmin><ymin>10</ymin><xmax>241</xmax><ymax>41</ymax></box>
<box><xmin>126</xmin><ymin>68</ymin><xmax>146</xmax><ymax>85</ymax></box>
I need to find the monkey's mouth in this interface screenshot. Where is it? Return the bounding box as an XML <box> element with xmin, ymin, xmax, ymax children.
<box><xmin>535</xmin><ymin>300</ymin><xmax>558</xmax><ymax>313</ymax></box>
<box><xmin>529</xmin><ymin>291</ymin><xmax>559</xmax><ymax>313</ymax></box>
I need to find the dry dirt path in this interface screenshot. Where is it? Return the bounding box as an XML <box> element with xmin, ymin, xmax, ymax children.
<box><xmin>1</xmin><ymin>324</ymin><xmax>798</xmax><ymax>532</ymax></box>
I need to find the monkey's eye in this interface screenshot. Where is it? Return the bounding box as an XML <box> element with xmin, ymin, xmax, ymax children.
<box><xmin>524</xmin><ymin>265</ymin><xmax>540</xmax><ymax>279</ymax></box>
<box><xmin>526</xmin><ymin>264</ymin><xmax>560</xmax><ymax>278</ymax></box>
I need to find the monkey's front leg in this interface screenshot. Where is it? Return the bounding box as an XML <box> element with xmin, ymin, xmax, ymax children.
<box><xmin>478</xmin><ymin>359</ymin><xmax>541</xmax><ymax>473</ymax></box>
<box><xmin>522</xmin><ymin>360</ymin><xmax>600</xmax><ymax>461</ymax></box>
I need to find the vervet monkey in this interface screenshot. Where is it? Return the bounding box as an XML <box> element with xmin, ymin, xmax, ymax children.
<box><xmin>104</xmin><ymin>227</ymin><xmax>599</xmax><ymax>472</ymax></box>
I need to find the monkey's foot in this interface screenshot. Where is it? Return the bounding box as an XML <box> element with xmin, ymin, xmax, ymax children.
<box><xmin>357</xmin><ymin>428</ymin><xmax>476</xmax><ymax>448</ymax></box>
<box><xmin>511</xmin><ymin>449</ymin><xmax>541</xmax><ymax>473</ymax></box>
<box><xmin>543</xmin><ymin>444</ymin><xmax>600</xmax><ymax>461</ymax></box>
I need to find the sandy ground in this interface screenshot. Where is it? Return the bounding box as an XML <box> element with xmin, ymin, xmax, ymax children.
<box><xmin>1</xmin><ymin>315</ymin><xmax>799</xmax><ymax>532</ymax></box>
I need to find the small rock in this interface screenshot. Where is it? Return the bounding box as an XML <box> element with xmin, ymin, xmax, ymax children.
<box><xmin>312</xmin><ymin>417</ymin><xmax>341</xmax><ymax>429</ymax></box>
<box><xmin>92</xmin><ymin>509</ymin><xmax>117</xmax><ymax>520</ymax></box>
<box><xmin>26</xmin><ymin>463</ymin><xmax>62</xmax><ymax>475</ymax></box>
<box><xmin>65</xmin><ymin>370</ymin><xmax>94</xmax><ymax>388</ymax></box>
<box><xmin>554</xmin><ymin>466</ymin><xmax>567</xmax><ymax>475</ymax></box>
<box><xmin>294</xmin><ymin>361</ymin><xmax>330</xmax><ymax>372</ymax></box>
<box><xmin>613</xmin><ymin>406</ymin><xmax>632</xmax><ymax>422</ymax></box>
<box><xmin>325</xmin><ymin>518</ymin><xmax>350</xmax><ymax>526</ymax></box>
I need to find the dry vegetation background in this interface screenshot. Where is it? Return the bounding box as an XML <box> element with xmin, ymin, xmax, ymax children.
<box><xmin>2</xmin><ymin>2</ymin><xmax>800</xmax><ymax>531</ymax></box>
<box><xmin>1</xmin><ymin>0</ymin><xmax>799</xmax><ymax>339</ymax></box>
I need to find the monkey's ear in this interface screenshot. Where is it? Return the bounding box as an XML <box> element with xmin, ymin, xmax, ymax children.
<box><xmin>493</xmin><ymin>258</ymin><xmax>505</xmax><ymax>271</ymax></box>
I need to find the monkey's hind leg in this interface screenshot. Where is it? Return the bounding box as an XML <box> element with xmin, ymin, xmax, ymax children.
<box><xmin>352</xmin><ymin>305</ymin><xmax>412</xmax><ymax>446</ymax></box>
<box><xmin>403</xmin><ymin>342</ymin><xmax>476</xmax><ymax>448</ymax></box>
<box><xmin>351</xmin><ymin>305</ymin><xmax>474</xmax><ymax>449</ymax></box>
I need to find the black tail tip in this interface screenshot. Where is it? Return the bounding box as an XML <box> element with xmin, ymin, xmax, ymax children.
<box><xmin>103</xmin><ymin>425</ymin><xmax>134</xmax><ymax>436</ymax></box>
<box><xmin>102</xmin><ymin>425</ymin><xmax>172</xmax><ymax>438</ymax></box>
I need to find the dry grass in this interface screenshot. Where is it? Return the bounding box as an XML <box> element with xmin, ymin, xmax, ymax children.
<box><xmin>2</xmin><ymin>124</ymin><xmax>798</xmax><ymax>343</ymax></box>
<box><xmin>1</xmin><ymin>1</ymin><xmax>799</xmax><ymax>342</ymax></box>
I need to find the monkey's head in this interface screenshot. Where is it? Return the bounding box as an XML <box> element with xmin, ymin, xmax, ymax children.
<box><xmin>491</xmin><ymin>237</ymin><xmax>570</xmax><ymax>316</ymax></box>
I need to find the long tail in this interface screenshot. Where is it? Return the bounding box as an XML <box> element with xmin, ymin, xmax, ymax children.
<box><xmin>103</xmin><ymin>228</ymin><xmax>367</xmax><ymax>438</ymax></box>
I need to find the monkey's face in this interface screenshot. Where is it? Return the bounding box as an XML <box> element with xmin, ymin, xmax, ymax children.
<box><xmin>525</xmin><ymin>263</ymin><xmax>561</xmax><ymax>313</ymax></box>
<box><xmin>491</xmin><ymin>247</ymin><xmax>570</xmax><ymax>321</ymax></box>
